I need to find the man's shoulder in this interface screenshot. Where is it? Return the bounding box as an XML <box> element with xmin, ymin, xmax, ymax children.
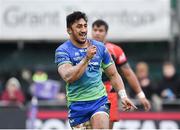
<box><xmin>106</xmin><ymin>42</ymin><xmax>124</xmax><ymax>53</ymax></box>
<box><xmin>56</xmin><ymin>40</ymin><xmax>71</xmax><ymax>52</ymax></box>
<box><xmin>106</xmin><ymin>42</ymin><xmax>122</xmax><ymax>49</ymax></box>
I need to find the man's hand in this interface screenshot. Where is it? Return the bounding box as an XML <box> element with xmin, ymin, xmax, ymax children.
<box><xmin>86</xmin><ymin>45</ymin><xmax>96</xmax><ymax>60</ymax></box>
<box><xmin>121</xmin><ymin>97</ymin><xmax>137</xmax><ymax>111</ymax></box>
<box><xmin>139</xmin><ymin>98</ymin><xmax>151</xmax><ymax>111</ymax></box>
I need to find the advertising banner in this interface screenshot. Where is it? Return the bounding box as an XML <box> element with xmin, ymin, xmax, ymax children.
<box><xmin>27</xmin><ymin>110</ymin><xmax>180</xmax><ymax>129</ymax></box>
<box><xmin>0</xmin><ymin>0</ymin><xmax>170</xmax><ymax>41</ymax></box>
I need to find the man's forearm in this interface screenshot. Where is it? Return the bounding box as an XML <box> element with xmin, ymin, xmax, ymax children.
<box><xmin>105</xmin><ymin>64</ymin><xmax>127</xmax><ymax>98</ymax></box>
<box><xmin>60</xmin><ymin>57</ymin><xmax>90</xmax><ymax>83</ymax></box>
<box><xmin>109</xmin><ymin>72</ymin><xmax>125</xmax><ymax>92</ymax></box>
<box><xmin>120</xmin><ymin>63</ymin><xmax>145</xmax><ymax>98</ymax></box>
<box><xmin>109</xmin><ymin>73</ymin><xmax>129</xmax><ymax>99</ymax></box>
<box><xmin>126</xmin><ymin>71</ymin><xmax>146</xmax><ymax>98</ymax></box>
<box><xmin>126</xmin><ymin>70</ymin><xmax>142</xmax><ymax>94</ymax></box>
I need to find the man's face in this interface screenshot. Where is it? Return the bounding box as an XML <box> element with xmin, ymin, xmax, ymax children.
<box><xmin>92</xmin><ymin>25</ymin><xmax>107</xmax><ymax>42</ymax></box>
<box><xmin>69</xmin><ymin>18</ymin><xmax>87</xmax><ymax>44</ymax></box>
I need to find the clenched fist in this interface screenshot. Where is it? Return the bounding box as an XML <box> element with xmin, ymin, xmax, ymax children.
<box><xmin>86</xmin><ymin>45</ymin><xmax>97</xmax><ymax>60</ymax></box>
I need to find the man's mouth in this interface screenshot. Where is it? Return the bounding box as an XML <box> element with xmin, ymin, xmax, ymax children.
<box><xmin>79</xmin><ymin>33</ymin><xmax>87</xmax><ymax>39</ymax></box>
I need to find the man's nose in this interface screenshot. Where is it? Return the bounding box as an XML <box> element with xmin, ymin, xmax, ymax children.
<box><xmin>81</xmin><ymin>27</ymin><xmax>87</xmax><ymax>32</ymax></box>
<box><xmin>95</xmin><ymin>31</ymin><xmax>100</xmax><ymax>35</ymax></box>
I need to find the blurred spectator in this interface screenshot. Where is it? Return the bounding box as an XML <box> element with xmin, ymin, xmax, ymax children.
<box><xmin>134</xmin><ymin>62</ymin><xmax>155</xmax><ymax>100</ymax></box>
<box><xmin>19</xmin><ymin>69</ymin><xmax>33</xmax><ymax>103</ymax></box>
<box><xmin>32</xmin><ymin>69</ymin><xmax>48</xmax><ymax>83</ymax></box>
<box><xmin>30</xmin><ymin>70</ymin><xmax>66</xmax><ymax>101</ymax></box>
<box><xmin>157</xmin><ymin>61</ymin><xmax>180</xmax><ymax>99</ymax></box>
<box><xmin>1</xmin><ymin>77</ymin><xmax>25</xmax><ymax>104</ymax></box>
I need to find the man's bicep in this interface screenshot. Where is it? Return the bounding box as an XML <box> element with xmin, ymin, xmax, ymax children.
<box><xmin>58</xmin><ymin>63</ymin><xmax>73</xmax><ymax>80</ymax></box>
<box><xmin>120</xmin><ymin>62</ymin><xmax>134</xmax><ymax>76</ymax></box>
<box><xmin>120</xmin><ymin>63</ymin><xmax>130</xmax><ymax>72</ymax></box>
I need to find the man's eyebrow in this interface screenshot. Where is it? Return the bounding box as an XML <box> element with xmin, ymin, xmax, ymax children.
<box><xmin>76</xmin><ymin>23</ymin><xmax>87</xmax><ymax>26</ymax></box>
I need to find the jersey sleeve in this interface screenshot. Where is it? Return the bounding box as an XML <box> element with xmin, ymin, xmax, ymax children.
<box><xmin>55</xmin><ymin>48</ymin><xmax>72</xmax><ymax>66</ymax></box>
<box><xmin>115</xmin><ymin>47</ymin><xmax>127</xmax><ymax>65</ymax></box>
<box><xmin>106</xmin><ymin>43</ymin><xmax>127</xmax><ymax>66</ymax></box>
<box><xmin>101</xmin><ymin>46</ymin><xmax>114</xmax><ymax>69</ymax></box>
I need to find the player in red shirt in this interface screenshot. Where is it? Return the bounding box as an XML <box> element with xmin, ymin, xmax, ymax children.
<box><xmin>92</xmin><ymin>19</ymin><xmax>151</xmax><ymax>129</ymax></box>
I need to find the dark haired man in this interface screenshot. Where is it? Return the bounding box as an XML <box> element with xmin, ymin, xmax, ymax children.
<box><xmin>55</xmin><ymin>11</ymin><xmax>136</xmax><ymax>129</ymax></box>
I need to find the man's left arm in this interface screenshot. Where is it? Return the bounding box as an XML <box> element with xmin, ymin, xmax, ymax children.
<box><xmin>104</xmin><ymin>63</ymin><xmax>137</xmax><ymax>111</ymax></box>
<box><xmin>120</xmin><ymin>63</ymin><xmax>151</xmax><ymax>111</ymax></box>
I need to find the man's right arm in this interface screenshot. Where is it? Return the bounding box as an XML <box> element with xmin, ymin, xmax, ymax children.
<box><xmin>58</xmin><ymin>56</ymin><xmax>89</xmax><ymax>83</ymax></box>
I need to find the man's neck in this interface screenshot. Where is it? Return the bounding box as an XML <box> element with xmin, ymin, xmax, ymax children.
<box><xmin>70</xmin><ymin>37</ymin><xmax>89</xmax><ymax>48</ymax></box>
<box><xmin>100</xmin><ymin>38</ymin><xmax>106</xmax><ymax>44</ymax></box>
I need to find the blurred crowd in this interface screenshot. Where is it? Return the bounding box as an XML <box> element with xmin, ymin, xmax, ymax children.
<box><xmin>129</xmin><ymin>61</ymin><xmax>180</xmax><ymax>111</ymax></box>
<box><xmin>0</xmin><ymin>61</ymin><xmax>179</xmax><ymax>111</ymax></box>
<box><xmin>0</xmin><ymin>68</ymin><xmax>66</xmax><ymax>106</ymax></box>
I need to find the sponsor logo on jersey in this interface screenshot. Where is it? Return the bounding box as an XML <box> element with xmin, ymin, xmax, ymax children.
<box><xmin>79</xmin><ymin>49</ymin><xmax>87</xmax><ymax>52</ymax></box>
<box><xmin>73</xmin><ymin>56</ymin><xmax>83</xmax><ymax>62</ymax></box>
<box><xmin>75</xmin><ymin>52</ymin><xmax>80</xmax><ymax>56</ymax></box>
<box><xmin>89</xmin><ymin>62</ymin><xmax>99</xmax><ymax>66</ymax></box>
<box><xmin>118</xmin><ymin>53</ymin><xmax>126</xmax><ymax>62</ymax></box>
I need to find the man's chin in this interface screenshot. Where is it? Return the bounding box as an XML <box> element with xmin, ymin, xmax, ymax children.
<box><xmin>95</xmin><ymin>38</ymin><xmax>103</xmax><ymax>42</ymax></box>
<box><xmin>78</xmin><ymin>39</ymin><xmax>86</xmax><ymax>44</ymax></box>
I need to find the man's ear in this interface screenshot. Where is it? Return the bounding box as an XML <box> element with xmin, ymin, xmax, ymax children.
<box><xmin>67</xmin><ymin>28</ymin><xmax>72</xmax><ymax>34</ymax></box>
